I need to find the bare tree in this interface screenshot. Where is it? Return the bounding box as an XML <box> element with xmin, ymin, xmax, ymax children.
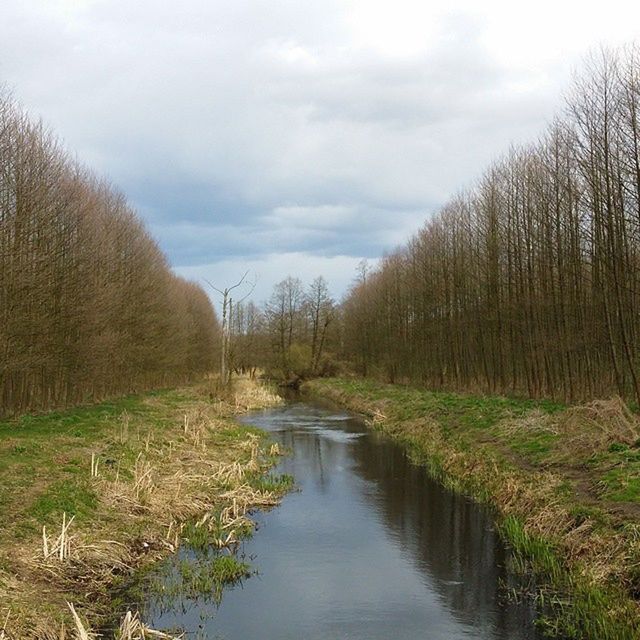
<box><xmin>0</xmin><ymin>91</ymin><xmax>220</xmax><ymax>416</ymax></box>
<box><xmin>306</xmin><ymin>276</ymin><xmax>335</xmax><ymax>374</ymax></box>
<box><xmin>205</xmin><ymin>271</ymin><xmax>255</xmax><ymax>385</ymax></box>
<box><xmin>341</xmin><ymin>48</ymin><xmax>640</xmax><ymax>404</ymax></box>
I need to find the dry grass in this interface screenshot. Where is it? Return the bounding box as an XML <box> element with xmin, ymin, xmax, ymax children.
<box><xmin>63</xmin><ymin>605</ymin><xmax>183</xmax><ymax>640</ymax></box>
<box><xmin>496</xmin><ymin>408</ymin><xmax>557</xmax><ymax>437</ymax></box>
<box><xmin>0</xmin><ymin>376</ymin><xmax>286</xmax><ymax>639</ymax></box>
<box><xmin>113</xmin><ymin>610</ymin><xmax>182</xmax><ymax>640</ymax></box>
<box><xmin>554</xmin><ymin>397</ymin><xmax>640</xmax><ymax>458</ymax></box>
<box><xmin>496</xmin><ymin>397</ymin><xmax>640</xmax><ymax>461</ymax></box>
<box><xmin>230</xmin><ymin>377</ymin><xmax>283</xmax><ymax>411</ymax></box>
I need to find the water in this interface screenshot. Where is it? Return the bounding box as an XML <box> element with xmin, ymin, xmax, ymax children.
<box><xmin>143</xmin><ymin>400</ymin><xmax>546</xmax><ymax>639</ymax></box>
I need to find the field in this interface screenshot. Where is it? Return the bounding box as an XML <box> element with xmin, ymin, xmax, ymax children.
<box><xmin>0</xmin><ymin>378</ymin><xmax>286</xmax><ymax>638</ymax></box>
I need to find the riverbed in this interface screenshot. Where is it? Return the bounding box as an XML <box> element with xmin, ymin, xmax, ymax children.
<box><xmin>142</xmin><ymin>399</ymin><xmax>547</xmax><ymax>639</ymax></box>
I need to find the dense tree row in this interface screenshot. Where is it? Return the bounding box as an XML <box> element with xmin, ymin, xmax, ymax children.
<box><xmin>0</xmin><ymin>93</ymin><xmax>219</xmax><ymax>416</ymax></box>
<box><xmin>226</xmin><ymin>276</ymin><xmax>338</xmax><ymax>381</ymax></box>
<box><xmin>343</xmin><ymin>48</ymin><xmax>640</xmax><ymax>404</ymax></box>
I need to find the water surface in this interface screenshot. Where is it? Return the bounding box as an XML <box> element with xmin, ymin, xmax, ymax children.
<box><xmin>144</xmin><ymin>400</ymin><xmax>546</xmax><ymax>639</ymax></box>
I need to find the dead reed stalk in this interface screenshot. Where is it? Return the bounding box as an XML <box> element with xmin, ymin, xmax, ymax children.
<box><xmin>116</xmin><ymin>610</ymin><xmax>183</xmax><ymax>639</ymax></box>
<box><xmin>90</xmin><ymin>453</ymin><xmax>99</xmax><ymax>478</ymax></box>
<box><xmin>269</xmin><ymin>443</ymin><xmax>281</xmax><ymax>456</ymax></box>
<box><xmin>1</xmin><ymin>610</ymin><xmax>11</xmax><ymax>640</ymax></box>
<box><xmin>42</xmin><ymin>514</ymin><xmax>75</xmax><ymax>561</ymax></box>
<box><xmin>67</xmin><ymin>603</ymin><xmax>95</xmax><ymax>640</ymax></box>
<box><xmin>118</xmin><ymin>411</ymin><xmax>130</xmax><ymax>444</ymax></box>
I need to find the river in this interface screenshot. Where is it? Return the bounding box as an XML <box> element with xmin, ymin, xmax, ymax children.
<box><xmin>142</xmin><ymin>399</ymin><xmax>548</xmax><ymax>639</ymax></box>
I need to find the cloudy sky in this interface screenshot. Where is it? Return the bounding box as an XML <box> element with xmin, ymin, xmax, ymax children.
<box><xmin>2</xmin><ymin>0</ymin><xmax>640</xmax><ymax>306</ymax></box>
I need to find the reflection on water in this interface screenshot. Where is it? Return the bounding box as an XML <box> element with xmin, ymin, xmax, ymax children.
<box><xmin>143</xmin><ymin>401</ymin><xmax>546</xmax><ymax>639</ymax></box>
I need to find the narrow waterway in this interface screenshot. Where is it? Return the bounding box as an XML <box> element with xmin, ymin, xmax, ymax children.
<box><xmin>143</xmin><ymin>400</ymin><xmax>547</xmax><ymax>639</ymax></box>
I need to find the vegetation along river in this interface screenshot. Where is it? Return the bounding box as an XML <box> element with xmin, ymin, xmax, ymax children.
<box><xmin>141</xmin><ymin>399</ymin><xmax>549</xmax><ymax>639</ymax></box>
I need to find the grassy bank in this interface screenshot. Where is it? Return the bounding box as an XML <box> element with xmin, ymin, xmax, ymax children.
<box><xmin>0</xmin><ymin>377</ymin><xmax>287</xmax><ymax>639</ymax></box>
<box><xmin>306</xmin><ymin>378</ymin><xmax>640</xmax><ymax>639</ymax></box>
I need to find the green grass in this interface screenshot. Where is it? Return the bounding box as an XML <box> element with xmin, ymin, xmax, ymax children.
<box><xmin>587</xmin><ymin>443</ymin><xmax>640</xmax><ymax>503</ymax></box>
<box><xmin>246</xmin><ymin>472</ymin><xmax>294</xmax><ymax>493</ymax></box>
<box><xmin>0</xmin><ymin>391</ymin><xmax>174</xmax><ymax>545</ymax></box>
<box><xmin>149</xmin><ymin>553</ymin><xmax>251</xmax><ymax>607</ymax></box>
<box><xmin>206</xmin><ymin>555</ymin><xmax>250</xmax><ymax>583</ymax></box>
<box><xmin>501</xmin><ymin>515</ymin><xmax>563</xmax><ymax>582</ymax></box>
<box><xmin>322</xmin><ymin>378</ymin><xmax>563</xmax><ymax>429</ymax></box>
<box><xmin>211</xmin><ymin>424</ymin><xmax>263</xmax><ymax>446</ymax></box>
<box><xmin>508</xmin><ymin>430</ymin><xmax>558</xmax><ymax>463</ymax></box>
<box><xmin>599</xmin><ymin>468</ymin><xmax>640</xmax><ymax>502</ymax></box>
<box><xmin>177</xmin><ymin>553</ymin><xmax>250</xmax><ymax>603</ymax></box>
<box><xmin>28</xmin><ymin>479</ymin><xmax>98</xmax><ymax>522</ymax></box>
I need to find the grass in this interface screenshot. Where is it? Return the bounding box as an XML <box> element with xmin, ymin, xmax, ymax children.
<box><xmin>500</xmin><ymin>515</ymin><xmax>564</xmax><ymax>583</ymax></box>
<box><xmin>180</xmin><ymin>509</ymin><xmax>255</xmax><ymax>552</ymax></box>
<box><xmin>149</xmin><ymin>551</ymin><xmax>251</xmax><ymax>611</ymax></box>
<box><xmin>331</xmin><ymin>377</ymin><xmax>564</xmax><ymax>423</ymax></box>
<box><xmin>180</xmin><ymin>553</ymin><xmax>250</xmax><ymax>597</ymax></box>
<box><xmin>598</xmin><ymin>467</ymin><xmax>640</xmax><ymax>502</ymax></box>
<box><xmin>508</xmin><ymin>429</ymin><xmax>558</xmax><ymax>462</ymax></box>
<box><xmin>307</xmin><ymin>377</ymin><xmax>640</xmax><ymax>640</ymax></box>
<box><xmin>0</xmin><ymin>376</ymin><xmax>288</xmax><ymax>638</ymax></box>
<box><xmin>0</xmin><ymin>394</ymin><xmax>172</xmax><ymax>542</ymax></box>
<box><xmin>246</xmin><ymin>472</ymin><xmax>294</xmax><ymax>494</ymax></box>
<box><xmin>28</xmin><ymin>480</ymin><xmax>98</xmax><ymax>523</ymax></box>
<box><xmin>585</xmin><ymin>442</ymin><xmax>640</xmax><ymax>502</ymax></box>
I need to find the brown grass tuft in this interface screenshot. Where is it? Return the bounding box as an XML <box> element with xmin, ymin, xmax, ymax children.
<box><xmin>556</xmin><ymin>396</ymin><xmax>640</xmax><ymax>456</ymax></box>
<box><xmin>1</xmin><ymin>377</ymin><xmax>288</xmax><ymax>639</ymax></box>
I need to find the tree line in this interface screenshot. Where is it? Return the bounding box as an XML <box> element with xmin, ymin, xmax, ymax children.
<box><xmin>342</xmin><ymin>47</ymin><xmax>640</xmax><ymax>405</ymax></box>
<box><xmin>223</xmin><ymin>275</ymin><xmax>339</xmax><ymax>383</ymax></box>
<box><xmin>0</xmin><ymin>92</ymin><xmax>219</xmax><ymax>416</ymax></box>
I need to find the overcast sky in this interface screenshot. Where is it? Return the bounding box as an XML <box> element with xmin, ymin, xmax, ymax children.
<box><xmin>2</xmin><ymin>0</ymin><xmax>640</xmax><ymax>306</ymax></box>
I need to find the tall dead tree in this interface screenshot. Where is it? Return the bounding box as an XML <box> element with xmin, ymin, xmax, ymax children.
<box><xmin>205</xmin><ymin>271</ymin><xmax>255</xmax><ymax>385</ymax></box>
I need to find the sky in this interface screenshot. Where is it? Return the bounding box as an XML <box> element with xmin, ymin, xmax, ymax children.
<box><xmin>2</xmin><ymin>0</ymin><xmax>640</xmax><ymax>307</ymax></box>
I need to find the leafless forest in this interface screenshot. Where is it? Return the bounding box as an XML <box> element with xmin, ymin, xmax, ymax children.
<box><xmin>341</xmin><ymin>48</ymin><xmax>640</xmax><ymax>404</ymax></box>
<box><xmin>0</xmin><ymin>93</ymin><xmax>219</xmax><ymax>416</ymax></box>
<box><xmin>226</xmin><ymin>275</ymin><xmax>337</xmax><ymax>382</ymax></box>
<box><xmin>6</xmin><ymin>47</ymin><xmax>640</xmax><ymax>415</ymax></box>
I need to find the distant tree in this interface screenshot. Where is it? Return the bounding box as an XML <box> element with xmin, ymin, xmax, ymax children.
<box><xmin>205</xmin><ymin>271</ymin><xmax>255</xmax><ymax>385</ymax></box>
<box><xmin>306</xmin><ymin>276</ymin><xmax>335</xmax><ymax>374</ymax></box>
<box><xmin>264</xmin><ymin>276</ymin><xmax>305</xmax><ymax>378</ymax></box>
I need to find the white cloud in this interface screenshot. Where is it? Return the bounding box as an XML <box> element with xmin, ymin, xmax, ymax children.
<box><xmin>265</xmin><ymin>205</ymin><xmax>358</xmax><ymax>230</ymax></box>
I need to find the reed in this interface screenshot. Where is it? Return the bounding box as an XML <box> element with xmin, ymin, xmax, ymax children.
<box><xmin>1</xmin><ymin>378</ymin><xmax>290</xmax><ymax>638</ymax></box>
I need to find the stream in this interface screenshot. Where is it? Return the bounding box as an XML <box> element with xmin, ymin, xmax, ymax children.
<box><xmin>142</xmin><ymin>399</ymin><xmax>548</xmax><ymax>639</ymax></box>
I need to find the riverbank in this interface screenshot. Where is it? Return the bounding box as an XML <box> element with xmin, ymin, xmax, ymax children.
<box><xmin>305</xmin><ymin>378</ymin><xmax>640</xmax><ymax>639</ymax></box>
<box><xmin>0</xmin><ymin>377</ymin><xmax>287</xmax><ymax>639</ymax></box>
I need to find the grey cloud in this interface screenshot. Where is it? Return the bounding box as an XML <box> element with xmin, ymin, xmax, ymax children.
<box><xmin>152</xmin><ymin>204</ymin><xmax>425</xmax><ymax>266</ymax></box>
<box><xmin>0</xmin><ymin>0</ymin><xmax>575</xmax><ymax>300</ymax></box>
